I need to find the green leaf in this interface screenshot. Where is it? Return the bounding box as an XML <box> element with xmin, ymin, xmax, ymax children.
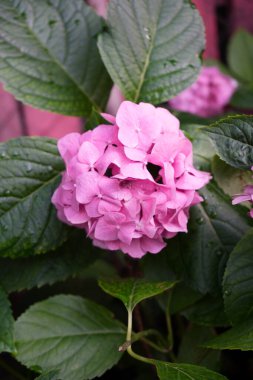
<box><xmin>205</xmin><ymin>320</ymin><xmax>253</xmax><ymax>351</ymax></box>
<box><xmin>99</xmin><ymin>278</ymin><xmax>176</xmax><ymax>311</ymax></box>
<box><xmin>212</xmin><ymin>156</ymin><xmax>253</xmax><ymax>199</ymax></box>
<box><xmin>176</xmin><ymin>182</ymin><xmax>252</xmax><ymax>294</ymax></box>
<box><xmin>0</xmin><ymin>285</ymin><xmax>15</xmax><ymax>353</ymax></box>
<box><xmin>155</xmin><ymin>361</ymin><xmax>228</xmax><ymax>380</ymax></box>
<box><xmin>0</xmin><ymin>231</ymin><xmax>97</xmax><ymax>293</ymax></box>
<box><xmin>15</xmin><ymin>295</ymin><xmax>125</xmax><ymax>380</ymax></box>
<box><xmin>205</xmin><ymin>115</ymin><xmax>253</xmax><ymax>170</ymax></box>
<box><xmin>35</xmin><ymin>370</ymin><xmax>60</xmax><ymax>380</ymax></box>
<box><xmin>230</xmin><ymin>86</ymin><xmax>253</xmax><ymax>109</ymax></box>
<box><xmin>0</xmin><ymin>0</ymin><xmax>111</xmax><ymax>116</ymax></box>
<box><xmin>223</xmin><ymin>228</ymin><xmax>253</xmax><ymax>324</ymax></box>
<box><xmin>0</xmin><ymin>137</ymin><xmax>69</xmax><ymax>258</ymax></box>
<box><xmin>183</xmin><ymin>295</ymin><xmax>230</xmax><ymax>327</ymax></box>
<box><xmin>182</xmin><ymin>124</ymin><xmax>215</xmax><ymax>170</ymax></box>
<box><xmin>228</xmin><ymin>29</ymin><xmax>253</xmax><ymax>84</ymax></box>
<box><xmin>98</xmin><ymin>0</ymin><xmax>204</xmax><ymax>103</ymax></box>
<box><xmin>178</xmin><ymin>325</ymin><xmax>220</xmax><ymax>371</ymax></box>
<box><xmin>169</xmin><ymin>282</ymin><xmax>202</xmax><ymax>315</ymax></box>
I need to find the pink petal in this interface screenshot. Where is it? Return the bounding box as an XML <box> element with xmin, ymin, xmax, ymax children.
<box><xmin>117</xmin><ymin>101</ymin><xmax>139</xmax><ymax>147</ymax></box>
<box><xmin>98</xmin><ymin>196</ymin><xmax>122</xmax><ymax>214</ymax></box>
<box><xmin>121</xmin><ymin>239</ymin><xmax>146</xmax><ymax>258</ymax></box>
<box><xmin>64</xmin><ymin>206</ymin><xmax>88</xmax><ymax>224</ymax></box>
<box><xmin>141</xmin><ymin>236</ymin><xmax>166</xmax><ymax>254</ymax></box>
<box><xmin>94</xmin><ymin>218</ymin><xmax>118</xmax><ymax>241</ymax></box>
<box><xmin>78</xmin><ymin>141</ymin><xmax>101</xmax><ymax>166</ymax></box>
<box><xmin>124</xmin><ymin>146</ymin><xmax>147</xmax><ymax>162</ymax></box>
<box><xmin>118</xmin><ymin>222</ymin><xmax>136</xmax><ymax>244</ymax></box>
<box><xmin>100</xmin><ymin>113</ymin><xmax>116</xmax><ymax>124</ymax></box>
<box><xmin>176</xmin><ymin>169</ymin><xmax>211</xmax><ymax>190</ymax></box>
<box><xmin>76</xmin><ymin>171</ymin><xmax>99</xmax><ymax>204</ymax></box>
<box><xmin>85</xmin><ymin>198</ymin><xmax>100</xmax><ymax>217</ymax></box>
<box><xmin>121</xmin><ymin>162</ymin><xmax>153</xmax><ymax>180</ymax></box>
<box><xmin>58</xmin><ymin>133</ymin><xmax>81</xmax><ymax>163</ymax></box>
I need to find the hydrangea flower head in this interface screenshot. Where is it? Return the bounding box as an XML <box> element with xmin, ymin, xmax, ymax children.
<box><xmin>169</xmin><ymin>66</ymin><xmax>237</xmax><ymax>117</ymax></box>
<box><xmin>52</xmin><ymin>101</ymin><xmax>211</xmax><ymax>258</ymax></box>
<box><xmin>232</xmin><ymin>168</ymin><xmax>253</xmax><ymax>218</ymax></box>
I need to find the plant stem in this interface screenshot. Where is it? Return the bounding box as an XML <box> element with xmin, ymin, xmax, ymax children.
<box><xmin>133</xmin><ymin>329</ymin><xmax>169</xmax><ymax>353</ymax></box>
<box><xmin>125</xmin><ymin>309</ymin><xmax>154</xmax><ymax>365</ymax></box>
<box><xmin>140</xmin><ymin>337</ymin><xmax>169</xmax><ymax>353</ymax></box>
<box><xmin>127</xmin><ymin>309</ymin><xmax>133</xmax><ymax>342</ymax></box>
<box><xmin>127</xmin><ymin>346</ymin><xmax>154</xmax><ymax>365</ymax></box>
<box><xmin>166</xmin><ymin>292</ymin><xmax>174</xmax><ymax>350</ymax></box>
<box><xmin>0</xmin><ymin>357</ymin><xmax>26</xmax><ymax>380</ymax></box>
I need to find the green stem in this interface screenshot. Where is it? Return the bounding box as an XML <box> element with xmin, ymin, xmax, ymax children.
<box><xmin>140</xmin><ymin>337</ymin><xmax>169</xmax><ymax>353</ymax></box>
<box><xmin>0</xmin><ymin>357</ymin><xmax>26</xmax><ymax>380</ymax></box>
<box><xmin>166</xmin><ymin>292</ymin><xmax>174</xmax><ymax>350</ymax></box>
<box><xmin>127</xmin><ymin>309</ymin><xmax>133</xmax><ymax>342</ymax></box>
<box><xmin>133</xmin><ymin>329</ymin><xmax>169</xmax><ymax>353</ymax></box>
<box><xmin>133</xmin><ymin>329</ymin><xmax>167</xmax><ymax>345</ymax></box>
<box><xmin>127</xmin><ymin>346</ymin><xmax>154</xmax><ymax>365</ymax></box>
<box><xmin>125</xmin><ymin>309</ymin><xmax>154</xmax><ymax>365</ymax></box>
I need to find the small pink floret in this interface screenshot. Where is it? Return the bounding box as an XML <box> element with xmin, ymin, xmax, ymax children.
<box><xmin>169</xmin><ymin>66</ymin><xmax>238</xmax><ymax>117</ymax></box>
<box><xmin>52</xmin><ymin>101</ymin><xmax>211</xmax><ymax>258</ymax></box>
<box><xmin>232</xmin><ymin>182</ymin><xmax>253</xmax><ymax>219</ymax></box>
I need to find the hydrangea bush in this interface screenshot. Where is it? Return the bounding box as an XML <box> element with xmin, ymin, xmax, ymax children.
<box><xmin>0</xmin><ymin>1</ymin><xmax>253</xmax><ymax>380</ymax></box>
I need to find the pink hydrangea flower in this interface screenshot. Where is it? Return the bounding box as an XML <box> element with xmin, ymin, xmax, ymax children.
<box><xmin>169</xmin><ymin>66</ymin><xmax>238</xmax><ymax>117</ymax></box>
<box><xmin>52</xmin><ymin>101</ymin><xmax>211</xmax><ymax>258</ymax></box>
<box><xmin>232</xmin><ymin>169</ymin><xmax>253</xmax><ymax>218</ymax></box>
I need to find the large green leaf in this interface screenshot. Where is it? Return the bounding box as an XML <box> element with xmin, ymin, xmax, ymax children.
<box><xmin>205</xmin><ymin>115</ymin><xmax>253</xmax><ymax>170</ymax></box>
<box><xmin>212</xmin><ymin>156</ymin><xmax>252</xmax><ymax>199</ymax></box>
<box><xmin>0</xmin><ymin>285</ymin><xmax>15</xmax><ymax>353</ymax></box>
<box><xmin>0</xmin><ymin>137</ymin><xmax>69</xmax><ymax>258</ymax></box>
<box><xmin>15</xmin><ymin>295</ymin><xmax>125</xmax><ymax>380</ymax></box>
<box><xmin>155</xmin><ymin>361</ymin><xmax>227</xmax><ymax>380</ymax></box>
<box><xmin>177</xmin><ymin>182</ymin><xmax>252</xmax><ymax>294</ymax></box>
<box><xmin>205</xmin><ymin>320</ymin><xmax>253</xmax><ymax>351</ymax></box>
<box><xmin>223</xmin><ymin>228</ymin><xmax>253</xmax><ymax>324</ymax></box>
<box><xmin>183</xmin><ymin>295</ymin><xmax>229</xmax><ymax>327</ymax></box>
<box><xmin>99</xmin><ymin>278</ymin><xmax>176</xmax><ymax>312</ymax></box>
<box><xmin>98</xmin><ymin>0</ymin><xmax>204</xmax><ymax>103</ymax></box>
<box><xmin>178</xmin><ymin>325</ymin><xmax>220</xmax><ymax>371</ymax></box>
<box><xmin>0</xmin><ymin>0</ymin><xmax>111</xmax><ymax>116</ymax></box>
<box><xmin>228</xmin><ymin>29</ymin><xmax>253</xmax><ymax>84</ymax></box>
<box><xmin>35</xmin><ymin>370</ymin><xmax>59</xmax><ymax>380</ymax></box>
<box><xmin>0</xmin><ymin>231</ymin><xmax>97</xmax><ymax>293</ymax></box>
<box><xmin>169</xmin><ymin>282</ymin><xmax>202</xmax><ymax>315</ymax></box>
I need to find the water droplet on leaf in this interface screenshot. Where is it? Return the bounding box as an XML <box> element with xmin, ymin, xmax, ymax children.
<box><xmin>26</xmin><ymin>163</ymin><xmax>32</xmax><ymax>172</ymax></box>
<box><xmin>196</xmin><ymin>217</ymin><xmax>204</xmax><ymax>225</ymax></box>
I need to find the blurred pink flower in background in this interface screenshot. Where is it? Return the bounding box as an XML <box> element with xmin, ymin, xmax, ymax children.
<box><xmin>232</xmin><ymin>169</ymin><xmax>253</xmax><ymax>218</ymax></box>
<box><xmin>52</xmin><ymin>101</ymin><xmax>211</xmax><ymax>258</ymax></box>
<box><xmin>169</xmin><ymin>66</ymin><xmax>238</xmax><ymax>117</ymax></box>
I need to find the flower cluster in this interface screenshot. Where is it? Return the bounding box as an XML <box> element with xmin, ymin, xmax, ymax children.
<box><xmin>52</xmin><ymin>101</ymin><xmax>211</xmax><ymax>258</ymax></box>
<box><xmin>169</xmin><ymin>66</ymin><xmax>237</xmax><ymax>117</ymax></box>
<box><xmin>232</xmin><ymin>170</ymin><xmax>253</xmax><ymax>218</ymax></box>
